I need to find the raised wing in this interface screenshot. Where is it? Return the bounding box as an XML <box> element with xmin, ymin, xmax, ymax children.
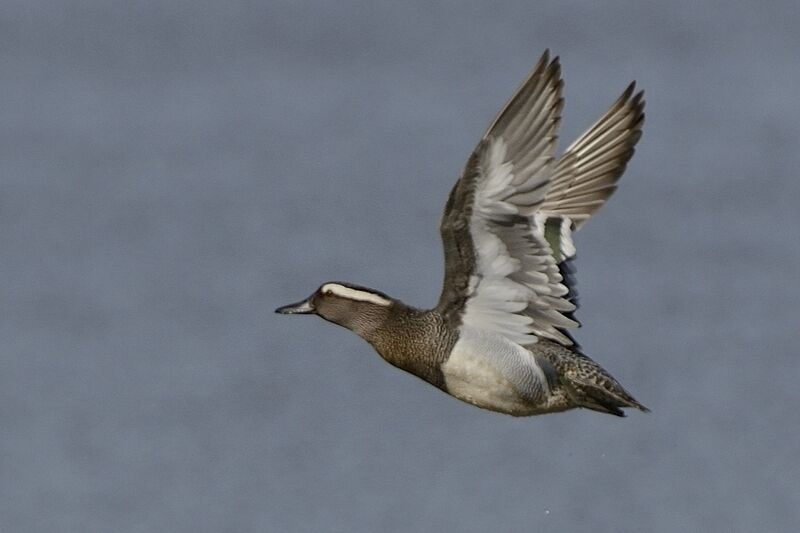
<box><xmin>437</xmin><ymin>51</ymin><xmax>578</xmax><ymax>346</ymax></box>
<box><xmin>537</xmin><ymin>83</ymin><xmax>645</xmax><ymax>331</ymax></box>
<box><xmin>541</xmin><ymin>83</ymin><xmax>645</xmax><ymax>228</ymax></box>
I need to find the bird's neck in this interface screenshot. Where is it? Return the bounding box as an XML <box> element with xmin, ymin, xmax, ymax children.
<box><xmin>362</xmin><ymin>307</ymin><xmax>456</xmax><ymax>390</ymax></box>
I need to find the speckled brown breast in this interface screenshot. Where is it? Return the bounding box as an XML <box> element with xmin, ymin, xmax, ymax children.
<box><xmin>365</xmin><ymin>308</ymin><xmax>458</xmax><ymax>390</ymax></box>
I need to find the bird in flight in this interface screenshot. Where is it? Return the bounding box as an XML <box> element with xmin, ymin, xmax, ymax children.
<box><xmin>277</xmin><ymin>51</ymin><xmax>648</xmax><ymax>417</ymax></box>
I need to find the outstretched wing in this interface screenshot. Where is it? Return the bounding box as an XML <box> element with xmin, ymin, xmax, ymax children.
<box><xmin>538</xmin><ymin>83</ymin><xmax>645</xmax><ymax>329</ymax></box>
<box><xmin>437</xmin><ymin>51</ymin><xmax>577</xmax><ymax>346</ymax></box>
<box><xmin>541</xmin><ymin>83</ymin><xmax>645</xmax><ymax>229</ymax></box>
<box><xmin>436</xmin><ymin>52</ymin><xmax>645</xmax><ymax>347</ymax></box>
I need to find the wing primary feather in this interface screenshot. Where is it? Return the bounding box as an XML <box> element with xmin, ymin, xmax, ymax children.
<box><xmin>541</xmin><ymin>82</ymin><xmax>645</xmax><ymax>227</ymax></box>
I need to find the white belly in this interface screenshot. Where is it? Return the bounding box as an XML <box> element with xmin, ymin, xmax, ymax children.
<box><xmin>441</xmin><ymin>327</ymin><xmax>550</xmax><ymax>416</ymax></box>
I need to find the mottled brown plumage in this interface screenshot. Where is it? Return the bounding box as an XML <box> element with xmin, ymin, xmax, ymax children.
<box><xmin>532</xmin><ymin>340</ymin><xmax>649</xmax><ymax>416</ymax></box>
<box><xmin>364</xmin><ymin>307</ymin><xmax>457</xmax><ymax>390</ymax></box>
<box><xmin>277</xmin><ymin>51</ymin><xmax>648</xmax><ymax>417</ymax></box>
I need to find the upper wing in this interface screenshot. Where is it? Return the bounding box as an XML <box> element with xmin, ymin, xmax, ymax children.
<box><xmin>437</xmin><ymin>51</ymin><xmax>577</xmax><ymax>346</ymax></box>
<box><xmin>537</xmin><ymin>84</ymin><xmax>645</xmax><ymax>333</ymax></box>
<box><xmin>541</xmin><ymin>83</ymin><xmax>645</xmax><ymax>229</ymax></box>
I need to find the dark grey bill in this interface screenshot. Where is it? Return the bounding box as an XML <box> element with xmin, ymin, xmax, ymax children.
<box><xmin>275</xmin><ymin>298</ymin><xmax>315</xmax><ymax>315</ymax></box>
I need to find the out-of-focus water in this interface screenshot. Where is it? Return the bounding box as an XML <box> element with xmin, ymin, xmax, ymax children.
<box><xmin>2</xmin><ymin>1</ymin><xmax>798</xmax><ymax>531</ymax></box>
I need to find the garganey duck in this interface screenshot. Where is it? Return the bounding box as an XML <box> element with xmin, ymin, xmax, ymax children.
<box><xmin>277</xmin><ymin>51</ymin><xmax>648</xmax><ymax>417</ymax></box>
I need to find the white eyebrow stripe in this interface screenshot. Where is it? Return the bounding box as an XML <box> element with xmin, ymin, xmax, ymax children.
<box><xmin>321</xmin><ymin>283</ymin><xmax>391</xmax><ymax>306</ymax></box>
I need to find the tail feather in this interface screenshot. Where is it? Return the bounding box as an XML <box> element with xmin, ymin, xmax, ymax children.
<box><xmin>562</xmin><ymin>375</ymin><xmax>649</xmax><ymax>417</ymax></box>
<box><xmin>537</xmin><ymin>340</ymin><xmax>649</xmax><ymax>417</ymax></box>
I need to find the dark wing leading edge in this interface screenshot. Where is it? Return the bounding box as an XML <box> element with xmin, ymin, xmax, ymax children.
<box><xmin>436</xmin><ymin>51</ymin><xmax>645</xmax><ymax>347</ymax></box>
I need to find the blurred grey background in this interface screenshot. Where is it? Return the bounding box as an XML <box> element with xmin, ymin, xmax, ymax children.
<box><xmin>2</xmin><ymin>1</ymin><xmax>798</xmax><ymax>531</ymax></box>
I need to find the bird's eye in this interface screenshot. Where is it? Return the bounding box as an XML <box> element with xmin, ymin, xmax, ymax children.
<box><xmin>324</xmin><ymin>289</ymin><xmax>333</xmax><ymax>296</ymax></box>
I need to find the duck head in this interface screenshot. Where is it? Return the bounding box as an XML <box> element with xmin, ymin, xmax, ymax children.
<box><xmin>276</xmin><ymin>282</ymin><xmax>394</xmax><ymax>336</ymax></box>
